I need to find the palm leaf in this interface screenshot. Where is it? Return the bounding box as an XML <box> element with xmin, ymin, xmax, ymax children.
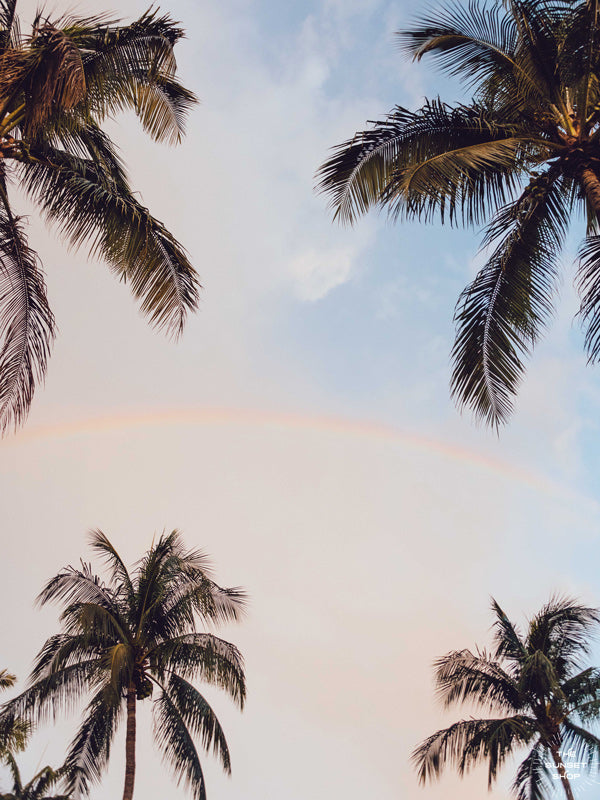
<box><xmin>153</xmin><ymin>684</ymin><xmax>207</xmax><ymax>800</ymax></box>
<box><xmin>434</xmin><ymin>648</ymin><xmax>522</xmax><ymax>712</ymax></box>
<box><xmin>19</xmin><ymin>148</ymin><xmax>199</xmax><ymax>336</ymax></box>
<box><xmin>150</xmin><ymin>634</ymin><xmax>246</xmax><ymax>708</ymax></box>
<box><xmin>0</xmin><ymin>0</ymin><xmax>19</xmax><ymax>53</ymax></box>
<box><xmin>491</xmin><ymin>599</ymin><xmax>528</xmax><ymax>664</ymax></box>
<box><xmin>397</xmin><ymin>0</ymin><xmax>522</xmax><ymax>89</ymax></box>
<box><xmin>575</xmin><ymin>231</ymin><xmax>600</xmax><ymax>362</ymax></box>
<box><xmin>88</xmin><ymin>529</ymin><xmax>135</xmax><ymax>604</ymax></box>
<box><xmin>64</xmin><ymin>9</ymin><xmax>197</xmax><ymax>142</ymax></box>
<box><xmin>560</xmin><ymin>720</ymin><xmax>600</xmax><ymax>772</ymax></box>
<box><xmin>0</xmin><ymin>184</ymin><xmax>55</xmax><ymax>433</ymax></box>
<box><xmin>317</xmin><ymin>98</ymin><xmax>550</xmax><ymax>226</ymax></box>
<box><xmin>450</xmin><ymin>169</ymin><xmax>569</xmax><ymax>426</ymax></box>
<box><xmin>163</xmin><ymin>674</ymin><xmax>231</xmax><ymax>772</ymax></box>
<box><xmin>64</xmin><ymin>686</ymin><xmax>122</xmax><ymax>798</ymax></box>
<box><xmin>412</xmin><ymin>715</ymin><xmax>537</xmax><ymax>785</ymax></box>
<box><xmin>512</xmin><ymin>742</ymin><xmax>554</xmax><ymax>800</ymax></box>
<box><xmin>0</xmin><ymin>671</ymin><xmax>15</xmax><ymax>690</ymax></box>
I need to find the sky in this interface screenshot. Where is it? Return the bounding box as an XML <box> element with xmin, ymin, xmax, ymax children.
<box><xmin>3</xmin><ymin>0</ymin><xmax>600</xmax><ymax>799</ymax></box>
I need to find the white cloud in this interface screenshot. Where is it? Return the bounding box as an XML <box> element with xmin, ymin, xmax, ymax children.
<box><xmin>289</xmin><ymin>247</ymin><xmax>356</xmax><ymax>301</ymax></box>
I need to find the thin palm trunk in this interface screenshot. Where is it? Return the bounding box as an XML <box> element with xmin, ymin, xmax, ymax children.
<box><xmin>549</xmin><ymin>743</ymin><xmax>575</xmax><ymax>800</ymax></box>
<box><xmin>122</xmin><ymin>685</ymin><xmax>136</xmax><ymax>800</ymax></box>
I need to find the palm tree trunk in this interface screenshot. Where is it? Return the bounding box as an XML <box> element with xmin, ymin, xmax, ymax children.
<box><xmin>122</xmin><ymin>684</ymin><xmax>136</xmax><ymax>800</ymax></box>
<box><xmin>581</xmin><ymin>167</ymin><xmax>600</xmax><ymax>221</ymax></box>
<box><xmin>549</xmin><ymin>744</ymin><xmax>575</xmax><ymax>800</ymax></box>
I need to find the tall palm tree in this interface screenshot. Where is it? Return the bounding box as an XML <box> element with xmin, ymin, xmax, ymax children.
<box><xmin>2</xmin><ymin>530</ymin><xmax>246</xmax><ymax>800</ymax></box>
<box><xmin>413</xmin><ymin>596</ymin><xmax>600</xmax><ymax>800</ymax></box>
<box><xmin>0</xmin><ymin>755</ymin><xmax>71</xmax><ymax>800</ymax></box>
<box><xmin>0</xmin><ymin>1</ymin><xmax>199</xmax><ymax>434</ymax></box>
<box><xmin>317</xmin><ymin>0</ymin><xmax>600</xmax><ymax>427</ymax></box>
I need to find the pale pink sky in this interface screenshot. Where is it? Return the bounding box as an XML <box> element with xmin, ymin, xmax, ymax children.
<box><xmin>3</xmin><ymin>1</ymin><xmax>600</xmax><ymax>799</ymax></box>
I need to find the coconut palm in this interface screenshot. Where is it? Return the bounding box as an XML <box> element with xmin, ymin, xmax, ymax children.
<box><xmin>0</xmin><ymin>1</ymin><xmax>199</xmax><ymax>434</ymax></box>
<box><xmin>0</xmin><ymin>755</ymin><xmax>71</xmax><ymax>800</ymax></box>
<box><xmin>2</xmin><ymin>530</ymin><xmax>246</xmax><ymax>800</ymax></box>
<box><xmin>317</xmin><ymin>0</ymin><xmax>600</xmax><ymax>427</ymax></box>
<box><xmin>413</xmin><ymin>596</ymin><xmax>600</xmax><ymax>800</ymax></box>
<box><xmin>0</xmin><ymin>673</ymin><xmax>27</xmax><ymax>758</ymax></box>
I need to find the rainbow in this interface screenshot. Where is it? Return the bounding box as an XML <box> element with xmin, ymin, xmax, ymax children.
<box><xmin>5</xmin><ymin>405</ymin><xmax>596</xmax><ymax>509</ymax></box>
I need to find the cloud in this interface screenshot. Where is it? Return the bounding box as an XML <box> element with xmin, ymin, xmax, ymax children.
<box><xmin>289</xmin><ymin>247</ymin><xmax>357</xmax><ymax>301</ymax></box>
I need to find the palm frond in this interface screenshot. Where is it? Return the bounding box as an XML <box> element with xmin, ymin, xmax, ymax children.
<box><xmin>162</xmin><ymin>674</ymin><xmax>231</xmax><ymax>772</ymax></box>
<box><xmin>560</xmin><ymin>720</ymin><xmax>600</xmax><ymax>772</ymax></box>
<box><xmin>66</xmin><ymin>9</ymin><xmax>197</xmax><ymax>141</ymax></box>
<box><xmin>512</xmin><ymin>742</ymin><xmax>554</xmax><ymax>800</ymax></box>
<box><xmin>5</xmin><ymin>659</ymin><xmax>103</xmax><ymax>723</ymax></box>
<box><xmin>0</xmin><ymin>671</ymin><xmax>15</xmax><ymax>690</ymax></box>
<box><xmin>383</xmin><ymin>135</ymin><xmax>543</xmax><ymax>225</ymax></box>
<box><xmin>2</xmin><ymin>752</ymin><xmax>22</xmax><ymax>793</ymax></box>
<box><xmin>575</xmin><ymin>232</ymin><xmax>600</xmax><ymax>362</ymax></box>
<box><xmin>151</xmin><ymin>634</ymin><xmax>246</xmax><ymax>708</ymax></box>
<box><xmin>153</xmin><ymin>684</ymin><xmax>207</xmax><ymax>800</ymax></box>
<box><xmin>64</xmin><ymin>686</ymin><xmax>122</xmax><ymax>798</ymax></box>
<box><xmin>23</xmin><ymin>761</ymin><xmax>73</xmax><ymax>799</ymax></box>
<box><xmin>316</xmin><ymin>99</ymin><xmax>540</xmax><ymax>225</ymax></box>
<box><xmin>127</xmin><ymin>75</ymin><xmax>197</xmax><ymax>145</ymax></box>
<box><xmin>491</xmin><ymin>599</ymin><xmax>528</xmax><ymax>664</ymax></box>
<box><xmin>562</xmin><ymin>667</ymin><xmax>600</xmax><ymax>714</ymax></box>
<box><xmin>398</xmin><ymin>0</ymin><xmax>521</xmax><ymax>89</ymax></box>
<box><xmin>19</xmin><ymin>148</ymin><xmax>199</xmax><ymax>336</ymax></box>
<box><xmin>434</xmin><ymin>648</ymin><xmax>521</xmax><ymax>712</ymax></box>
<box><xmin>526</xmin><ymin>595</ymin><xmax>600</xmax><ymax>676</ymax></box>
<box><xmin>88</xmin><ymin>529</ymin><xmax>134</xmax><ymax>602</ymax></box>
<box><xmin>412</xmin><ymin>715</ymin><xmax>536</xmax><ymax>785</ymax></box>
<box><xmin>22</xmin><ymin>23</ymin><xmax>86</xmax><ymax>134</ymax></box>
<box><xmin>0</xmin><ymin>185</ymin><xmax>55</xmax><ymax>434</ymax></box>
<box><xmin>0</xmin><ymin>0</ymin><xmax>19</xmax><ymax>53</ymax></box>
<box><xmin>0</xmin><ymin>714</ymin><xmax>28</xmax><ymax>756</ymax></box>
<box><xmin>450</xmin><ymin>169</ymin><xmax>569</xmax><ymax>426</ymax></box>
<box><xmin>37</xmin><ymin>563</ymin><xmax>118</xmax><ymax>615</ymax></box>
<box><xmin>504</xmin><ymin>0</ymin><xmax>568</xmax><ymax>110</ymax></box>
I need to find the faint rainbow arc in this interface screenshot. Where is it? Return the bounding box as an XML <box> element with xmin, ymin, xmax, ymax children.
<box><xmin>5</xmin><ymin>405</ymin><xmax>594</xmax><ymax>508</ymax></box>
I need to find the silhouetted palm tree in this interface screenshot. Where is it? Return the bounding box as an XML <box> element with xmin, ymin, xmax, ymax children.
<box><xmin>0</xmin><ymin>1</ymin><xmax>199</xmax><ymax>433</ymax></box>
<box><xmin>413</xmin><ymin>596</ymin><xmax>600</xmax><ymax>799</ymax></box>
<box><xmin>318</xmin><ymin>0</ymin><xmax>600</xmax><ymax>426</ymax></box>
<box><xmin>0</xmin><ymin>672</ymin><xmax>26</xmax><ymax>758</ymax></box>
<box><xmin>4</xmin><ymin>531</ymin><xmax>246</xmax><ymax>800</ymax></box>
<box><xmin>0</xmin><ymin>755</ymin><xmax>71</xmax><ymax>800</ymax></box>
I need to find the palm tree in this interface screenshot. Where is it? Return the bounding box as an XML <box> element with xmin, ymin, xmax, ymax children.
<box><xmin>317</xmin><ymin>0</ymin><xmax>600</xmax><ymax>427</ymax></box>
<box><xmin>413</xmin><ymin>596</ymin><xmax>600</xmax><ymax>800</ymax></box>
<box><xmin>0</xmin><ymin>1</ymin><xmax>199</xmax><ymax>434</ymax></box>
<box><xmin>0</xmin><ymin>673</ymin><xmax>27</xmax><ymax>758</ymax></box>
<box><xmin>0</xmin><ymin>755</ymin><xmax>71</xmax><ymax>800</ymax></box>
<box><xmin>2</xmin><ymin>530</ymin><xmax>246</xmax><ymax>800</ymax></box>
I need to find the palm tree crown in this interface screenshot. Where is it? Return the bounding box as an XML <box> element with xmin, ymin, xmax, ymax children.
<box><xmin>0</xmin><ymin>755</ymin><xmax>71</xmax><ymax>800</ymax></box>
<box><xmin>413</xmin><ymin>597</ymin><xmax>600</xmax><ymax>800</ymax></box>
<box><xmin>0</xmin><ymin>1</ymin><xmax>199</xmax><ymax>434</ymax></box>
<box><xmin>0</xmin><ymin>673</ymin><xmax>26</xmax><ymax>759</ymax></box>
<box><xmin>318</xmin><ymin>0</ymin><xmax>600</xmax><ymax>426</ymax></box>
<box><xmin>2</xmin><ymin>530</ymin><xmax>246</xmax><ymax>800</ymax></box>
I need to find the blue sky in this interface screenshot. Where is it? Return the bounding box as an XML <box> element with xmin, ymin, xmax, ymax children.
<box><xmin>3</xmin><ymin>0</ymin><xmax>600</xmax><ymax>799</ymax></box>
